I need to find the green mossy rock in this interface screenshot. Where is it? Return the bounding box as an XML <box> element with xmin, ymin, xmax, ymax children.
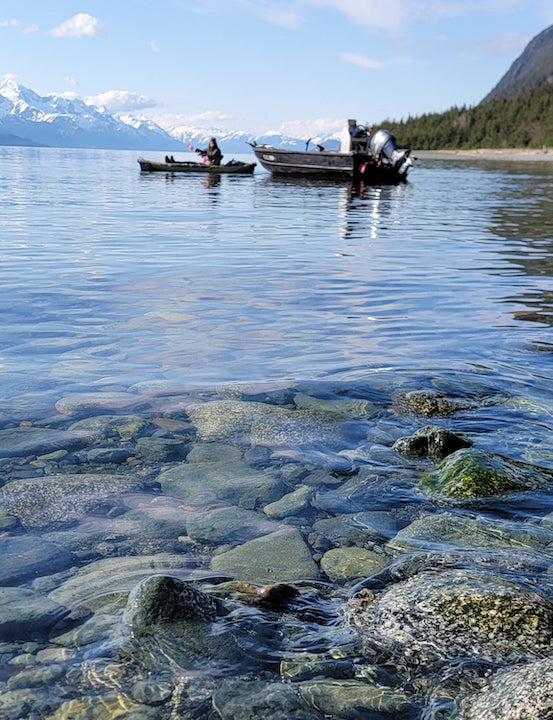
<box><xmin>422</xmin><ymin>448</ymin><xmax>550</xmax><ymax>499</ymax></box>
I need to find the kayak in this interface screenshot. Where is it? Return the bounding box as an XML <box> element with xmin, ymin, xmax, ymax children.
<box><xmin>137</xmin><ymin>158</ymin><xmax>256</xmax><ymax>174</ymax></box>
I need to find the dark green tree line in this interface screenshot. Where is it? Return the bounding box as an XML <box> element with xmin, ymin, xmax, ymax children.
<box><xmin>373</xmin><ymin>83</ymin><xmax>553</xmax><ymax>149</ymax></box>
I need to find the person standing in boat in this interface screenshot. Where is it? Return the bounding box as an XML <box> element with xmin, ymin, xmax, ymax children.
<box><xmin>195</xmin><ymin>138</ymin><xmax>223</xmax><ymax>166</ymax></box>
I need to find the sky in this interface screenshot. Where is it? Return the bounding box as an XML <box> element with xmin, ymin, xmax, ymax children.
<box><xmin>1</xmin><ymin>1</ymin><xmax>553</xmax><ymax>137</ymax></box>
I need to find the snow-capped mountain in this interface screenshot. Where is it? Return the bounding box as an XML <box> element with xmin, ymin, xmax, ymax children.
<box><xmin>0</xmin><ymin>77</ymin><xmax>341</xmax><ymax>152</ymax></box>
<box><xmin>0</xmin><ymin>76</ymin><xmax>184</xmax><ymax>151</ymax></box>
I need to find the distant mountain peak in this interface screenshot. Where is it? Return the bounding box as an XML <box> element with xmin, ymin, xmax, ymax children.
<box><xmin>482</xmin><ymin>24</ymin><xmax>553</xmax><ymax>103</ymax></box>
<box><xmin>0</xmin><ymin>77</ymin><xmax>340</xmax><ymax>152</ymax></box>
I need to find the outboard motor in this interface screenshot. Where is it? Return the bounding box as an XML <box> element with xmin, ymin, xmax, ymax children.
<box><xmin>369</xmin><ymin>129</ymin><xmax>412</xmax><ymax>177</ymax></box>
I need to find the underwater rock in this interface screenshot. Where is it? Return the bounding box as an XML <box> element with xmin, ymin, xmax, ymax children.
<box><xmin>298</xmin><ymin>678</ymin><xmax>417</xmax><ymax>718</ymax></box>
<box><xmin>312</xmin><ymin>511</ymin><xmax>404</xmax><ymax>551</ymax></box>
<box><xmin>293</xmin><ymin>392</ymin><xmax>378</xmax><ymax>418</ymax></box>
<box><xmin>393</xmin><ymin>424</ymin><xmax>472</xmax><ymax>460</ymax></box>
<box><xmin>55</xmin><ymin>392</ymin><xmax>147</xmax><ymax>417</ymax></box>
<box><xmin>49</xmin><ymin>554</ymin><xmax>201</xmax><ymax>614</ymax></box>
<box><xmin>134</xmin><ymin>436</ymin><xmax>189</xmax><ymax>462</ymax></box>
<box><xmin>0</xmin><ymin>426</ymin><xmax>91</xmax><ymax>459</ymax></box>
<box><xmin>186</xmin><ymin>399</ymin><xmax>349</xmax><ymax>449</ymax></box>
<box><xmin>124</xmin><ymin>575</ymin><xmax>220</xmax><ymax>633</ymax></box>
<box><xmin>345</xmin><ymin>568</ymin><xmax>553</xmax><ymax>666</ymax></box>
<box><xmin>157</xmin><ymin>460</ymin><xmax>285</xmax><ymax>510</ymax></box>
<box><xmin>386</xmin><ymin>512</ymin><xmax>553</xmax><ymax>553</ymax></box>
<box><xmin>312</xmin><ymin>469</ymin><xmax>385</xmax><ymax>514</ymax></box>
<box><xmin>263</xmin><ymin>485</ymin><xmax>313</xmax><ymax>518</ymax></box>
<box><xmin>320</xmin><ymin>547</ymin><xmax>388</xmax><ymax>581</ymax></box>
<box><xmin>421</xmin><ymin>448</ymin><xmax>551</xmax><ymax>499</ymax></box>
<box><xmin>210</xmin><ymin>528</ymin><xmax>319</xmax><ymax>584</ymax></box>
<box><xmin>186</xmin><ymin>442</ymin><xmax>243</xmax><ymax>464</ymax></box>
<box><xmin>387</xmin><ymin>511</ymin><xmax>553</xmax><ymax>555</ymax></box>
<box><xmin>212</xmin><ymin>679</ymin><xmax>324</xmax><ymax>720</ymax></box>
<box><xmin>0</xmin><ymin>587</ymin><xmax>70</xmax><ymax>641</ymax></box>
<box><xmin>280</xmin><ymin>654</ymin><xmax>356</xmax><ymax>682</ymax></box>
<box><xmin>0</xmin><ymin>535</ymin><xmax>75</xmax><ymax>586</ymax></box>
<box><xmin>86</xmin><ymin>447</ymin><xmax>135</xmax><ymax>464</ymax></box>
<box><xmin>186</xmin><ymin>506</ymin><xmax>278</xmax><ymax>545</ymax></box>
<box><xmin>45</xmin><ymin>694</ymin><xmax>155</xmax><ymax>720</ymax></box>
<box><xmin>0</xmin><ymin>473</ymin><xmax>147</xmax><ymax>529</ymax></box>
<box><xmin>392</xmin><ymin>390</ymin><xmax>472</xmax><ymax>417</ymax></box>
<box><xmin>68</xmin><ymin>414</ymin><xmax>149</xmax><ymax>441</ymax></box>
<box><xmin>456</xmin><ymin>657</ymin><xmax>553</xmax><ymax>720</ymax></box>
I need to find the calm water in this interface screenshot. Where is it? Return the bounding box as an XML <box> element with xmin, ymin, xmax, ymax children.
<box><xmin>2</xmin><ymin>146</ymin><xmax>553</xmax><ymax>718</ymax></box>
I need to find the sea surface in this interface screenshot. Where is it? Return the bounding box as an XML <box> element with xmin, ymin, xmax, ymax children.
<box><xmin>1</xmin><ymin>145</ymin><xmax>553</xmax><ymax>719</ymax></box>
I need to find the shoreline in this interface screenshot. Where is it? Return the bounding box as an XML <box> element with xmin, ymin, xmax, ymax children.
<box><xmin>415</xmin><ymin>148</ymin><xmax>553</xmax><ymax>162</ymax></box>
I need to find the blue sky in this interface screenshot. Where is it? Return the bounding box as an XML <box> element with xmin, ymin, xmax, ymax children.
<box><xmin>1</xmin><ymin>1</ymin><xmax>553</xmax><ymax>136</ymax></box>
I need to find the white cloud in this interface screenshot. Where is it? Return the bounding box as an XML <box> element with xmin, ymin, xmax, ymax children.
<box><xmin>305</xmin><ymin>0</ymin><xmax>407</xmax><ymax>31</ymax></box>
<box><xmin>341</xmin><ymin>51</ymin><xmax>384</xmax><ymax>69</ymax></box>
<box><xmin>276</xmin><ymin>117</ymin><xmax>343</xmax><ymax>139</ymax></box>
<box><xmin>150</xmin><ymin>40</ymin><xmax>160</xmax><ymax>52</ymax></box>
<box><xmin>0</xmin><ymin>18</ymin><xmax>19</xmax><ymax>28</ymax></box>
<box><xmin>85</xmin><ymin>90</ymin><xmax>157</xmax><ymax>112</ymax></box>
<box><xmin>23</xmin><ymin>24</ymin><xmax>39</xmax><ymax>33</ymax></box>
<box><xmin>153</xmin><ymin>109</ymin><xmax>235</xmax><ymax>129</ymax></box>
<box><xmin>477</xmin><ymin>31</ymin><xmax>532</xmax><ymax>56</ymax></box>
<box><xmin>65</xmin><ymin>76</ymin><xmax>77</xmax><ymax>86</ymax></box>
<box><xmin>49</xmin><ymin>13</ymin><xmax>104</xmax><ymax>38</ymax></box>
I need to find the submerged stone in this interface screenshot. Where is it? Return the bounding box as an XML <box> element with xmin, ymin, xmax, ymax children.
<box><xmin>456</xmin><ymin>657</ymin><xmax>553</xmax><ymax>720</ymax></box>
<box><xmin>157</xmin><ymin>460</ymin><xmax>285</xmax><ymax>510</ymax></box>
<box><xmin>393</xmin><ymin>424</ymin><xmax>472</xmax><ymax>460</ymax></box>
<box><xmin>212</xmin><ymin>679</ymin><xmax>323</xmax><ymax>720</ymax></box>
<box><xmin>0</xmin><ymin>426</ymin><xmax>90</xmax><ymax>459</ymax></box>
<box><xmin>345</xmin><ymin>568</ymin><xmax>553</xmax><ymax>666</ymax></box>
<box><xmin>393</xmin><ymin>390</ymin><xmax>471</xmax><ymax>417</ymax></box>
<box><xmin>298</xmin><ymin>678</ymin><xmax>416</xmax><ymax>718</ymax></box>
<box><xmin>49</xmin><ymin>554</ymin><xmax>200</xmax><ymax>614</ymax></box>
<box><xmin>0</xmin><ymin>535</ymin><xmax>75</xmax><ymax>586</ymax></box>
<box><xmin>186</xmin><ymin>399</ymin><xmax>350</xmax><ymax>449</ymax></box>
<box><xmin>186</xmin><ymin>505</ymin><xmax>278</xmax><ymax>545</ymax></box>
<box><xmin>0</xmin><ymin>473</ymin><xmax>147</xmax><ymax>529</ymax></box>
<box><xmin>0</xmin><ymin>587</ymin><xmax>70</xmax><ymax>642</ymax></box>
<box><xmin>421</xmin><ymin>448</ymin><xmax>551</xmax><ymax>499</ymax></box>
<box><xmin>320</xmin><ymin>547</ymin><xmax>388</xmax><ymax>581</ymax></box>
<box><xmin>68</xmin><ymin>414</ymin><xmax>149</xmax><ymax>441</ymax></box>
<box><xmin>387</xmin><ymin>512</ymin><xmax>553</xmax><ymax>555</ymax></box>
<box><xmin>124</xmin><ymin>575</ymin><xmax>220</xmax><ymax>633</ymax></box>
<box><xmin>263</xmin><ymin>485</ymin><xmax>313</xmax><ymax>518</ymax></box>
<box><xmin>210</xmin><ymin>528</ymin><xmax>319</xmax><ymax>584</ymax></box>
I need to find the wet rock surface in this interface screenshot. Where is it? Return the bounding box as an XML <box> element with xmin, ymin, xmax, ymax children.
<box><xmin>422</xmin><ymin>447</ymin><xmax>552</xmax><ymax>499</ymax></box>
<box><xmin>2</xmin><ymin>382</ymin><xmax>553</xmax><ymax>719</ymax></box>
<box><xmin>346</xmin><ymin>568</ymin><xmax>553</xmax><ymax>665</ymax></box>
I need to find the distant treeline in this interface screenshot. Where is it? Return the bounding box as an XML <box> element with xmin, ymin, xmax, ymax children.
<box><xmin>374</xmin><ymin>83</ymin><xmax>553</xmax><ymax>150</ymax></box>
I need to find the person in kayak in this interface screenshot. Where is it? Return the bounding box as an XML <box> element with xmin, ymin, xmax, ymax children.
<box><xmin>195</xmin><ymin>138</ymin><xmax>223</xmax><ymax>166</ymax></box>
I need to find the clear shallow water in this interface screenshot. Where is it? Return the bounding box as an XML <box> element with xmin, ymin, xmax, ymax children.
<box><xmin>2</xmin><ymin>146</ymin><xmax>553</xmax><ymax>719</ymax></box>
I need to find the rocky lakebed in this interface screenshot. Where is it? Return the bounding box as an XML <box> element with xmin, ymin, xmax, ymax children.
<box><xmin>2</xmin><ymin>377</ymin><xmax>553</xmax><ymax>720</ymax></box>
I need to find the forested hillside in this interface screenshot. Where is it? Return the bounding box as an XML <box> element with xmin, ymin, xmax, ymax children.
<box><xmin>376</xmin><ymin>82</ymin><xmax>553</xmax><ymax>150</ymax></box>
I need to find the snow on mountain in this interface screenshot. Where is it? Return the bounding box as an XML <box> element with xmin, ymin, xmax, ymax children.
<box><xmin>0</xmin><ymin>77</ymin><xmax>341</xmax><ymax>152</ymax></box>
<box><xmin>0</xmin><ymin>76</ymin><xmax>184</xmax><ymax>150</ymax></box>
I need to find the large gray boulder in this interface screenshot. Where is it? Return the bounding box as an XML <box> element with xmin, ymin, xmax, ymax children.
<box><xmin>345</xmin><ymin>568</ymin><xmax>553</xmax><ymax>666</ymax></box>
<box><xmin>457</xmin><ymin>657</ymin><xmax>553</xmax><ymax>720</ymax></box>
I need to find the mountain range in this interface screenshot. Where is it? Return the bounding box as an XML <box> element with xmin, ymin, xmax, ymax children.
<box><xmin>0</xmin><ymin>76</ymin><xmax>339</xmax><ymax>153</ymax></box>
<box><xmin>2</xmin><ymin>24</ymin><xmax>553</xmax><ymax>153</ymax></box>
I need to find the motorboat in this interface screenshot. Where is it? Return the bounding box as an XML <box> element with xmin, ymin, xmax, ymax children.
<box><xmin>137</xmin><ymin>158</ymin><xmax>256</xmax><ymax>174</ymax></box>
<box><xmin>251</xmin><ymin>120</ymin><xmax>413</xmax><ymax>183</ymax></box>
